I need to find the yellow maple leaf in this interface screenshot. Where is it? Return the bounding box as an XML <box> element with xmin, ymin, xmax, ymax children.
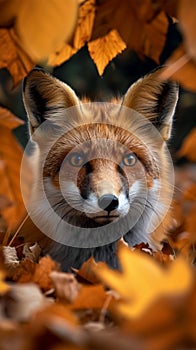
<box><xmin>96</xmin><ymin>245</ymin><xmax>193</xmax><ymax>318</ymax></box>
<box><xmin>88</xmin><ymin>29</ymin><xmax>126</xmax><ymax>75</ymax></box>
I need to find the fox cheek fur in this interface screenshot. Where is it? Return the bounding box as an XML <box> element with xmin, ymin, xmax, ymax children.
<box><xmin>22</xmin><ymin>68</ymin><xmax>179</xmax><ymax>270</ymax></box>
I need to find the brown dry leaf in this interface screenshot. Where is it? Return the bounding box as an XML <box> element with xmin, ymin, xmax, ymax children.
<box><xmin>96</xmin><ymin>245</ymin><xmax>193</xmax><ymax>318</ymax></box>
<box><xmin>3</xmin><ymin>283</ymin><xmax>49</xmax><ymax>321</ymax></box>
<box><xmin>14</xmin><ymin>0</ymin><xmax>78</xmax><ymax>62</ymax></box>
<box><xmin>3</xmin><ymin>246</ymin><xmax>19</xmax><ymax>273</ymax></box>
<box><xmin>155</xmin><ymin>0</ymin><xmax>178</xmax><ymax>18</ymax></box>
<box><xmin>91</xmin><ymin>0</ymin><xmax>168</xmax><ymax>64</ymax></box>
<box><xmin>178</xmin><ymin>128</ymin><xmax>196</xmax><ymax>162</ymax></box>
<box><xmin>13</xmin><ymin>256</ymin><xmax>60</xmax><ymax>292</ymax></box>
<box><xmin>29</xmin><ymin>256</ymin><xmax>60</xmax><ymax>291</ymax></box>
<box><xmin>0</xmin><ymin>29</ymin><xmax>34</xmax><ymax>86</ymax></box>
<box><xmin>88</xmin><ymin>29</ymin><xmax>126</xmax><ymax>75</ymax></box>
<box><xmin>143</xmin><ymin>11</ymin><xmax>169</xmax><ymax>63</ymax></box>
<box><xmin>22</xmin><ymin>242</ymin><xmax>41</xmax><ymax>263</ymax></box>
<box><xmin>161</xmin><ymin>45</ymin><xmax>196</xmax><ymax>92</ymax></box>
<box><xmin>70</xmin><ymin>284</ymin><xmax>107</xmax><ymax>310</ymax></box>
<box><xmin>91</xmin><ymin>0</ymin><xmax>153</xmax><ymax>41</ymax></box>
<box><xmin>50</xmin><ymin>271</ymin><xmax>81</xmax><ymax>303</ymax></box>
<box><xmin>0</xmin><ymin>107</ymin><xmax>31</xmax><ymax>231</ymax></box>
<box><xmin>178</xmin><ymin>0</ymin><xmax>196</xmax><ymax>60</ymax></box>
<box><xmin>73</xmin><ymin>256</ymin><xmax>107</xmax><ymax>284</ymax></box>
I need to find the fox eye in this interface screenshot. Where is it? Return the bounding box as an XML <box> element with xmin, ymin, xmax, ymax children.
<box><xmin>68</xmin><ymin>152</ymin><xmax>86</xmax><ymax>167</ymax></box>
<box><xmin>122</xmin><ymin>153</ymin><xmax>137</xmax><ymax>167</ymax></box>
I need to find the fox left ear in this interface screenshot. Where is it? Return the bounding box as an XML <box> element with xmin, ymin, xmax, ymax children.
<box><xmin>123</xmin><ymin>68</ymin><xmax>179</xmax><ymax>141</ymax></box>
<box><xmin>23</xmin><ymin>68</ymin><xmax>80</xmax><ymax>133</ymax></box>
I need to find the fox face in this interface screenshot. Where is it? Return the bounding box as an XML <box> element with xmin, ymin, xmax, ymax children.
<box><xmin>22</xmin><ymin>68</ymin><xmax>178</xmax><ymax>270</ymax></box>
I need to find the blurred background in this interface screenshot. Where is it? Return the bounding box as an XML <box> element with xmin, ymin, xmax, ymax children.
<box><xmin>0</xmin><ymin>20</ymin><xmax>196</xmax><ymax>165</ymax></box>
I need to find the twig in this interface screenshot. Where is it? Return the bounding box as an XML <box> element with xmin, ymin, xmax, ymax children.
<box><xmin>7</xmin><ymin>213</ymin><xmax>29</xmax><ymax>247</ymax></box>
<box><xmin>160</xmin><ymin>54</ymin><xmax>190</xmax><ymax>81</ymax></box>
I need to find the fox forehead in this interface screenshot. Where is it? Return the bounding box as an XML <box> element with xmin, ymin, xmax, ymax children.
<box><xmin>43</xmin><ymin>123</ymin><xmax>159</xmax><ymax>179</ymax></box>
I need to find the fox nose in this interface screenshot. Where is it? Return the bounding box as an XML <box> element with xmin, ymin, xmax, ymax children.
<box><xmin>98</xmin><ymin>194</ymin><xmax>119</xmax><ymax>212</ymax></box>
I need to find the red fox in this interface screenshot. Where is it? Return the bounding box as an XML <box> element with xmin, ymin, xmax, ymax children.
<box><xmin>21</xmin><ymin>68</ymin><xmax>178</xmax><ymax>270</ymax></box>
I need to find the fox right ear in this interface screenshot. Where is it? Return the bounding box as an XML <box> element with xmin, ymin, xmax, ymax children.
<box><xmin>123</xmin><ymin>68</ymin><xmax>179</xmax><ymax>141</ymax></box>
<box><xmin>23</xmin><ymin>68</ymin><xmax>79</xmax><ymax>132</ymax></box>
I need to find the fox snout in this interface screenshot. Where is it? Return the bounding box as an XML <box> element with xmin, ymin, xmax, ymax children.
<box><xmin>98</xmin><ymin>194</ymin><xmax>119</xmax><ymax>212</ymax></box>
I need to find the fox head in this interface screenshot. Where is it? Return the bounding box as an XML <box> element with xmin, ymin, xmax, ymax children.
<box><xmin>22</xmin><ymin>68</ymin><xmax>178</xmax><ymax>255</ymax></box>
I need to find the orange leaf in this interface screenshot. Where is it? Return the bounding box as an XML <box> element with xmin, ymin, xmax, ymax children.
<box><xmin>88</xmin><ymin>29</ymin><xmax>126</xmax><ymax>75</ymax></box>
<box><xmin>73</xmin><ymin>0</ymin><xmax>96</xmax><ymax>50</ymax></box>
<box><xmin>48</xmin><ymin>43</ymin><xmax>77</xmax><ymax>67</ymax></box>
<box><xmin>15</xmin><ymin>0</ymin><xmax>78</xmax><ymax>62</ymax></box>
<box><xmin>0</xmin><ymin>270</ymin><xmax>10</xmax><ymax>295</ymax></box>
<box><xmin>70</xmin><ymin>284</ymin><xmax>107</xmax><ymax>310</ymax></box>
<box><xmin>177</xmin><ymin>128</ymin><xmax>196</xmax><ymax>162</ymax></box>
<box><xmin>73</xmin><ymin>256</ymin><xmax>107</xmax><ymax>284</ymax></box>
<box><xmin>0</xmin><ymin>28</ymin><xmax>34</xmax><ymax>86</ymax></box>
<box><xmin>14</xmin><ymin>256</ymin><xmax>60</xmax><ymax>292</ymax></box>
<box><xmin>0</xmin><ymin>108</ymin><xmax>32</xmax><ymax>231</ymax></box>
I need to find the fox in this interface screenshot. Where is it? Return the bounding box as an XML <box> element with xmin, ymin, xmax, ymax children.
<box><xmin>21</xmin><ymin>67</ymin><xmax>178</xmax><ymax>270</ymax></box>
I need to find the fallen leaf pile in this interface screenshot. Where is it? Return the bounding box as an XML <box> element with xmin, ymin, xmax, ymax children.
<box><xmin>0</xmin><ymin>239</ymin><xmax>195</xmax><ymax>350</ymax></box>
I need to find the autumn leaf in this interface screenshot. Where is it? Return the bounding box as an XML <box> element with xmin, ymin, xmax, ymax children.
<box><xmin>0</xmin><ymin>270</ymin><xmax>9</xmax><ymax>295</ymax></box>
<box><xmin>0</xmin><ymin>107</ymin><xmax>31</xmax><ymax>232</ymax></box>
<box><xmin>47</xmin><ymin>43</ymin><xmax>77</xmax><ymax>67</ymax></box>
<box><xmin>14</xmin><ymin>0</ymin><xmax>78</xmax><ymax>62</ymax></box>
<box><xmin>48</xmin><ymin>0</ymin><xmax>95</xmax><ymax>67</ymax></box>
<box><xmin>73</xmin><ymin>256</ymin><xmax>108</xmax><ymax>284</ymax></box>
<box><xmin>13</xmin><ymin>256</ymin><xmax>60</xmax><ymax>291</ymax></box>
<box><xmin>50</xmin><ymin>271</ymin><xmax>81</xmax><ymax>303</ymax></box>
<box><xmin>70</xmin><ymin>285</ymin><xmax>107</xmax><ymax>310</ymax></box>
<box><xmin>91</xmin><ymin>0</ymin><xmax>169</xmax><ymax>64</ymax></box>
<box><xmin>73</xmin><ymin>0</ymin><xmax>96</xmax><ymax>50</ymax></box>
<box><xmin>49</xmin><ymin>0</ymin><xmax>168</xmax><ymax>73</ymax></box>
<box><xmin>88</xmin><ymin>29</ymin><xmax>126</xmax><ymax>75</ymax></box>
<box><xmin>0</xmin><ymin>28</ymin><xmax>34</xmax><ymax>86</ymax></box>
<box><xmin>96</xmin><ymin>245</ymin><xmax>193</xmax><ymax>318</ymax></box>
<box><xmin>178</xmin><ymin>0</ymin><xmax>196</xmax><ymax>60</ymax></box>
<box><xmin>143</xmin><ymin>11</ymin><xmax>169</xmax><ymax>63</ymax></box>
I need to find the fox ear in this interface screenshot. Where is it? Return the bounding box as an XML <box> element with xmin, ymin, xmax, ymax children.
<box><xmin>123</xmin><ymin>68</ymin><xmax>179</xmax><ymax>141</ymax></box>
<box><xmin>23</xmin><ymin>68</ymin><xmax>79</xmax><ymax>132</ymax></box>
